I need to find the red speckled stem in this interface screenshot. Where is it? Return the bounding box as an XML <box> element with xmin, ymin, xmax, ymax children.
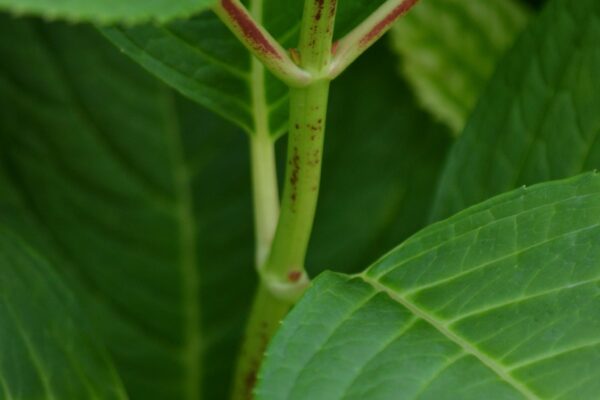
<box><xmin>214</xmin><ymin>0</ymin><xmax>311</xmax><ymax>87</ymax></box>
<box><xmin>328</xmin><ymin>0</ymin><xmax>419</xmax><ymax>79</ymax></box>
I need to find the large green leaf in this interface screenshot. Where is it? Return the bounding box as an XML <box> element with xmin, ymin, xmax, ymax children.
<box><xmin>391</xmin><ymin>0</ymin><xmax>529</xmax><ymax>133</ymax></box>
<box><xmin>258</xmin><ymin>172</ymin><xmax>600</xmax><ymax>400</ymax></box>
<box><xmin>0</xmin><ymin>17</ymin><xmax>256</xmax><ymax>400</ymax></box>
<box><xmin>0</xmin><ymin>228</ymin><xmax>128</xmax><ymax>399</ymax></box>
<box><xmin>0</xmin><ymin>0</ymin><xmax>214</xmax><ymax>24</ymax></box>
<box><xmin>431</xmin><ymin>0</ymin><xmax>600</xmax><ymax>220</ymax></box>
<box><xmin>103</xmin><ymin>0</ymin><xmax>389</xmax><ymax>138</ymax></box>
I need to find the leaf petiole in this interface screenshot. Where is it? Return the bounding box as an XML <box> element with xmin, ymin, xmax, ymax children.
<box><xmin>213</xmin><ymin>0</ymin><xmax>312</xmax><ymax>87</ymax></box>
<box><xmin>329</xmin><ymin>0</ymin><xmax>419</xmax><ymax>79</ymax></box>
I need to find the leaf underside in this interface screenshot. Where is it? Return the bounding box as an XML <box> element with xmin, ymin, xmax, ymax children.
<box><xmin>258</xmin><ymin>172</ymin><xmax>600</xmax><ymax>400</ymax></box>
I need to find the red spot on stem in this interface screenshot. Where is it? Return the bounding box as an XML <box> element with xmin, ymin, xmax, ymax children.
<box><xmin>290</xmin><ymin>147</ymin><xmax>301</xmax><ymax>209</ymax></box>
<box><xmin>359</xmin><ymin>0</ymin><xmax>419</xmax><ymax>47</ymax></box>
<box><xmin>288</xmin><ymin>270</ymin><xmax>302</xmax><ymax>283</ymax></box>
<box><xmin>314</xmin><ymin>0</ymin><xmax>325</xmax><ymax>21</ymax></box>
<box><xmin>221</xmin><ymin>0</ymin><xmax>282</xmax><ymax>59</ymax></box>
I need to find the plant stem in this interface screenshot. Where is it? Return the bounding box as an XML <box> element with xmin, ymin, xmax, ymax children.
<box><xmin>250</xmin><ymin>134</ymin><xmax>279</xmax><ymax>267</ymax></box>
<box><xmin>231</xmin><ymin>283</ymin><xmax>290</xmax><ymax>400</ymax></box>
<box><xmin>248</xmin><ymin>2</ymin><xmax>280</xmax><ymax>266</ymax></box>
<box><xmin>231</xmin><ymin>1</ymin><xmax>337</xmax><ymax>399</ymax></box>
<box><xmin>260</xmin><ymin>0</ymin><xmax>337</xmax><ymax>299</ymax></box>
<box><xmin>233</xmin><ymin>3</ymin><xmax>283</xmax><ymax>397</ymax></box>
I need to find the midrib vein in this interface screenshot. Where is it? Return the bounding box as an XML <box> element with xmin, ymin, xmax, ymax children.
<box><xmin>161</xmin><ymin>89</ymin><xmax>201</xmax><ymax>400</ymax></box>
<box><xmin>359</xmin><ymin>274</ymin><xmax>540</xmax><ymax>400</ymax></box>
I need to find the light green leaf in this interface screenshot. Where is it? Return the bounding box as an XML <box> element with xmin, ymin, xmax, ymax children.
<box><xmin>431</xmin><ymin>0</ymin><xmax>600</xmax><ymax>220</ymax></box>
<box><xmin>103</xmin><ymin>0</ymin><xmax>389</xmax><ymax>138</ymax></box>
<box><xmin>258</xmin><ymin>172</ymin><xmax>600</xmax><ymax>400</ymax></box>
<box><xmin>391</xmin><ymin>0</ymin><xmax>529</xmax><ymax>133</ymax></box>
<box><xmin>0</xmin><ymin>0</ymin><xmax>214</xmax><ymax>24</ymax></box>
<box><xmin>0</xmin><ymin>228</ymin><xmax>128</xmax><ymax>400</ymax></box>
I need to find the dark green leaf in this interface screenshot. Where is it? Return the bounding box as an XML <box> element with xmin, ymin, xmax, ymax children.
<box><xmin>431</xmin><ymin>0</ymin><xmax>600</xmax><ymax>220</ymax></box>
<box><xmin>0</xmin><ymin>228</ymin><xmax>127</xmax><ymax>399</ymax></box>
<box><xmin>0</xmin><ymin>17</ymin><xmax>256</xmax><ymax>400</ymax></box>
<box><xmin>258</xmin><ymin>172</ymin><xmax>600</xmax><ymax>400</ymax></box>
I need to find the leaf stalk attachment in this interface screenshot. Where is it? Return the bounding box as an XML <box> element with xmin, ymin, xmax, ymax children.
<box><xmin>214</xmin><ymin>0</ymin><xmax>312</xmax><ymax>87</ymax></box>
<box><xmin>329</xmin><ymin>0</ymin><xmax>419</xmax><ymax>79</ymax></box>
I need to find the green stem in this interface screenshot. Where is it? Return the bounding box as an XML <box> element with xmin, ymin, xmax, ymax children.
<box><xmin>260</xmin><ymin>81</ymin><xmax>330</xmax><ymax>299</ymax></box>
<box><xmin>231</xmin><ymin>1</ymin><xmax>337</xmax><ymax>399</ymax></box>
<box><xmin>260</xmin><ymin>0</ymin><xmax>337</xmax><ymax>300</ymax></box>
<box><xmin>230</xmin><ymin>283</ymin><xmax>290</xmax><ymax>400</ymax></box>
<box><xmin>250</xmin><ymin>135</ymin><xmax>279</xmax><ymax>267</ymax></box>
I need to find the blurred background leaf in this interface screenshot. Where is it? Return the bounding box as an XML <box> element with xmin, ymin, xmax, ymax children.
<box><xmin>0</xmin><ymin>228</ymin><xmax>128</xmax><ymax>400</ymax></box>
<box><xmin>391</xmin><ymin>0</ymin><xmax>530</xmax><ymax>134</ymax></box>
<box><xmin>431</xmin><ymin>0</ymin><xmax>600</xmax><ymax>221</ymax></box>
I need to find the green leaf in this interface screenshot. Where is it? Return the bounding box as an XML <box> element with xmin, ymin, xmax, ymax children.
<box><xmin>0</xmin><ymin>17</ymin><xmax>256</xmax><ymax>400</ymax></box>
<box><xmin>390</xmin><ymin>0</ymin><xmax>529</xmax><ymax>133</ymax></box>
<box><xmin>0</xmin><ymin>0</ymin><xmax>214</xmax><ymax>24</ymax></box>
<box><xmin>258</xmin><ymin>172</ymin><xmax>600</xmax><ymax>400</ymax></box>
<box><xmin>431</xmin><ymin>0</ymin><xmax>600</xmax><ymax>220</ymax></box>
<box><xmin>103</xmin><ymin>0</ymin><xmax>389</xmax><ymax>138</ymax></box>
<box><xmin>0</xmin><ymin>228</ymin><xmax>128</xmax><ymax>399</ymax></box>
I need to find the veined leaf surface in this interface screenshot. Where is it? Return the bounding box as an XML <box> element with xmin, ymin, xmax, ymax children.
<box><xmin>431</xmin><ymin>0</ymin><xmax>600</xmax><ymax>220</ymax></box>
<box><xmin>258</xmin><ymin>172</ymin><xmax>600</xmax><ymax>400</ymax></box>
<box><xmin>0</xmin><ymin>0</ymin><xmax>214</xmax><ymax>24</ymax></box>
<box><xmin>104</xmin><ymin>0</ymin><xmax>389</xmax><ymax>138</ymax></box>
<box><xmin>0</xmin><ymin>229</ymin><xmax>127</xmax><ymax>400</ymax></box>
<box><xmin>391</xmin><ymin>0</ymin><xmax>529</xmax><ymax>133</ymax></box>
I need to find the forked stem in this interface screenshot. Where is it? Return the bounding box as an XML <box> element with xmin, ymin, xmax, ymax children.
<box><xmin>213</xmin><ymin>0</ymin><xmax>311</xmax><ymax>87</ymax></box>
<box><xmin>329</xmin><ymin>0</ymin><xmax>419</xmax><ymax>79</ymax></box>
